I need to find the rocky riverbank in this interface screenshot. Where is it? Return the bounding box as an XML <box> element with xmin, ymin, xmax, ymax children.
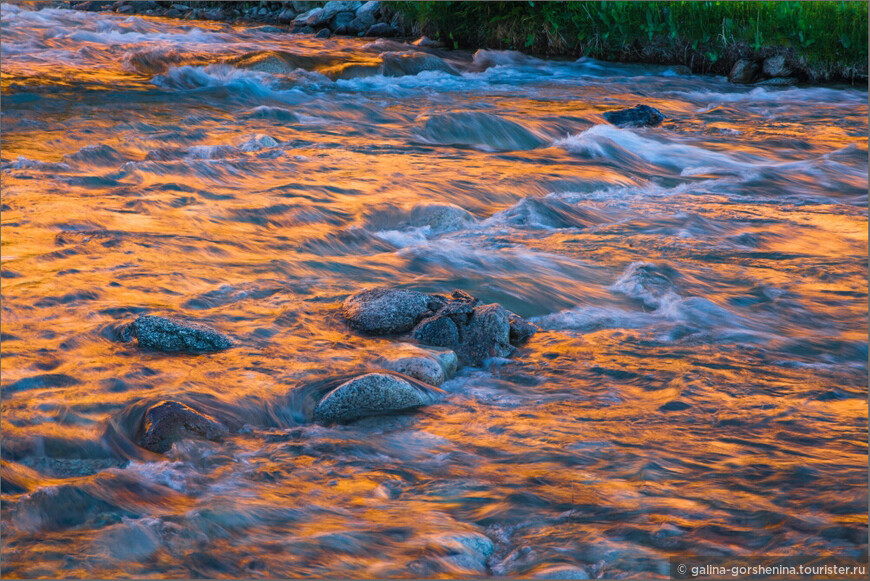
<box><xmin>59</xmin><ymin>1</ymin><xmax>866</xmax><ymax>85</ymax></box>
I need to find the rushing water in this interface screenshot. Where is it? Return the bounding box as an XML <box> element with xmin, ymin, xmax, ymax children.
<box><xmin>1</xmin><ymin>4</ymin><xmax>868</xmax><ymax>579</ymax></box>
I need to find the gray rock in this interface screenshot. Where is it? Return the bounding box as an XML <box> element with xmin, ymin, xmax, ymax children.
<box><xmin>298</xmin><ymin>25</ymin><xmax>316</xmax><ymax>34</ymax></box>
<box><xmin>291</xmin><ymin>1</ymin><xmax>319</xmax><ymax>12</ymax></box>
<box><xmin>130</xmin><ymin>315</ymin><xmax>232</xmax><ymax>353</ymax></box>
<box><xmin>508</xmin><ymin>312</ymin><xmax>537</xmax><ymax>344</ymax></box>
<box><xmin>277</xmin><ymin>7</ymin><xmax>297</xmax><ymax>23</ymax></box>
<box><xmin>137</xmin><ymin>400</ymin><xmax>229</xmax><ymax>454</ymax></box>
<box><xmin>413</xmin><ymin>36</ymin><xmax>444</xmax><ymax>48</ymax></box>
<box><xmin>421</xmin><ymin>112</ymin><xmax>545</xmax><ymax>151</ymax></box>
<box><xmin>603</xmin><ymin>104</ymin><xmax>664</xmax><ymax>127</ymax></box>
<box><xmin>433</xmin><ymin>350</ymin><xmax>458</xmax><ymax>377</ymax></box>
<box><xmin>426</xmin><ymin>532</ymin><xmax>495</xmax><ymax>574</ymax></box>
<box><xmin>322</xmin><ymin>1</ymin><xmax>362</xmax><ymax>18</ymax></box>
<box><xmin>457</xmin><ymin>303</ymin><xmax>514</xmax><ymax>365</ymax></box>
<box><xmin>331</xmin><ymin>10</ymin><xmax>356</xmax><ymax>30</ymax></box>
<box><xmin>408</xmin><ymin>201</ymin><xmax>475</xmax><ymax>231</ymax></box>
<box><xmin>365</xmin><ymin>22</ymin><xmax>395</xmax><ymax>37</ymax></box>
<box><xmin>340</xmin><ymin>288</ymin><xmax>432</xmax><ymax>335</ymax></box>
<box><xmin>756</xmin><ymin>76</ymin><xmax>797</xmax><ymax>86</ymax></box>
<box><xmin>356</xmin><ymin>1</ymin><xmax>381</xmax><ymax>20</ymax></box>
<box><xmin>316</xmin><ymin>27</ymin><xmax>331</xmax><ymax>38</ymax></box>
<box><xmin>762</xmin><ymin>54</ymin><xmax>791</xmax><ymax>78</ymax></box>
<box><xmin>728</xmin><ymin>59</ymin><xmax>759</xmax><ymax>84</ymax></box>
<box><xmin>302</xmin><ymin>7</ymin><xmax>329</xmax><ymax>27</ymax></box>
<box><xmin>381</xmin><ymin>356</ymin><xmax>445</xmax><ymax>386</ymax></box>
<box><xmin>413</xmin><ymin>314</ymin><xmax>459</xmax><ymax>347</ymax></box>
<box><xmin>313</xmin><ymin>373</ymin><xmax>440</xmax><ymax>424</ymax></box>
<box><xmin>293</xmin><ymin>7</ymin><xmax>323</xmax><ymax>25</ymax></box>
<box><xmin>381</xmin><ymin>51</ymin><xmax>458</xmax><ymax>77</ymax></box>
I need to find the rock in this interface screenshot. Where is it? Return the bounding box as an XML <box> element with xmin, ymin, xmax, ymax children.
<box><xmin>413</xmin><ymin>36</ymin><xmax>444</xmax><ymax>48</ymax></box>
<box><xmin>72</xmin><ymin>1</ymin><xmax>110</xmax><ymax>11</ymax></box>
<box><xmin>421</xmin><ymin>112</ymin><xmax>545</xmax><ymax>151</ymax></box>
<box><xmin>381</xmin><ymin>51</ymin><xmax>459</xmax><ymax>77</ymax></box>
<box><xmin>316</xmin><ymin>27</ymin><xmax>331</xmax><ymax>38</ymax></box>
<box><xmin>164</xmin><ymin>8</ymin><xmax>182</xmax><ymax>18</ymax></box>
<box><xmin>377</xmin><ymin>343</ymin><xmax>458</xmax><ymax>383</ymax></box>
<box><xmin>433</xmin><ymin>350</ymin><xmax>458</xmax><ymax>377</ymax></box>
<box><xmin>203</xmin><ymin>7</ymin><xmax>224</xmax><ymax>20</ymax></box>
<box><xmin>532</xmin><ymin>565</ymin><xmax>591</xmax><ymax>579</ymax></box>
<box><xmin>298</xmin><ymin>25</ymin><xmax>316</xmax><ymax>34</ymax></box>
<box><xmin>130</xmin><ymin>315</ymin><xmax>233</xmax><ymax>353</ymax></box>
<box><xmin>755</xmin><ymin>76</ymin><xmax>798</xmax><ymax>87</ymax></box>
<box><xmin>427</xmin><ymin>532</ymin><xmax>495</xmax><ymax>574</ymax></box>
<box><xmin>297</xmin><ymin>7</ymin><xmax>328</xmax><ymax>27</ymax></box>
<box><xmin>136</xmin><ymin>400</ymin><xmax>229</xmax><ymax>454</ymax></box>
<box><xmin>728</xmin><ymin>59</ymin><xmax>759</xmax><ymax>84</ymax></box>
<box><xmin>603</xmin><ymin>104</ymin><xmax>664</xmax><ymax>127</ymax></box>
<box><xmin>13</xmin><ymin>483</ymin><xmax>132</xmax><ymax>532</ymax></box>
<box><xmin>762</xmin><ymin>54</ymin><xmax>791</xmax><ymax>78</ymax></box>
<box><xmin>410</xmin><ymin>203</ymin><xmax>476</xmax><ymax>232</ymax></box>
<box><xmin>340</xmin><ymin>288</ymin><xmax>432</xmax><ymax>335</ymax></box>
<box><xmin>458</xmin><ymin>304</ymin><xmax>514</xmax><ymax>365</ymax></box>
<box><xmin>291</xmin><ymin>1</ymin><xmax>320</xmax><ymax>12</ymax></box>
<box><xmin>381</xmin><ymin>356</ymin><xmax>445</xmax><ymax>386</ymax></box>
<box><xmin>356</xmin><ymin>1</ymin><xmax>381</xmax><ymax>19</ymax></box>
<box><xmin>322</xmin><ymin>1</ymin><xmax>362</xmax><ymax>18</ymax></box>
<box><xmin>413</xmin><ymin>314</ymin><xmax>459</xmax><ymax>348</ymax></box>
<box><xmin>331</xmin><ymin>10</ymin><xmax>356</xmax><ymax>30</ymax></box>
<box><xmin>365</xmin><ymin>22</ymin><xmax>395</xmax><ymax>37</ymax></box>
<box><xmin>313</xmin><ymin>373</ymin><xmax>440</xmax><ymax>424</ymax></box>
<box><xmin>277</xmin><ymin>7</ymin><xmax>297</xmax><ymax>23</ymax></box>
<box><xmin>508</xmin><ymin>312</ymin><xmax>537</xmax><ymax>344</ymax></box>
<box><xmin>117</xmin><ymin>5</ymin><xmax>134</xmax><ymax>14</ymax></box>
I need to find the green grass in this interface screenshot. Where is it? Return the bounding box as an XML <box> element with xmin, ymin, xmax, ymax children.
<box><xmin>391</xmin><ymin>1</ymin><xmax>868</xmax><ymax>81</ymax></box>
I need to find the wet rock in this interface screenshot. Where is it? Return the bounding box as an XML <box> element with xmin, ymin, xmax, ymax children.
<box><xmin>603</xmin><ymin>104</ymin><xmax>664</xmax><ymax>127</ymax></box>
<box><xmin>13</xmin><ymin>484</ymin><xmax>133</xmax><ymax>532</ymax></box>
<box><xmin>728</xmin><ymin>59</ymin><xmax>759</xmax><ymax>84</ymax></box>
<box><xmin>421</xmin><ymin>112</ymin><xmax>545</xmax><ymax>151</ymax></box>
<box><xmin>413</xmin><ymin>36</ymin><xmax>444</xmax><ymax>48</ymax></box>
<box><xmin>381</xmin><ymin>51</ymin><xmax>459</xmax><ymax>77</ymax></box>
<box><xmin>313</xmin><ymin>373</ymin><xmax>441</xmax><ymax>424</ymax></box>
<box><xmin>350</xmin><ymin>1</ymin><xmax>380</xmax><ymax>32</ymax></box>
<box><xmin>331</xmin><ymin>10</ymin><xmax>356</xmax><ymax>30</ymax></box>
<box><xmin>413</xmin><ymin>314</ymin><xmax>459</xmax><ymax>347</ymax></box>
<box><xmin>756</xmin><ymin>76</ymin><xmax>797</xmax><ymax>87</ymax></box>
<box><xmin>762</xmin><ymin>54</ymin><xmax>792</xmax><ymax>78</ymax></box>
<box><xmin>294</xmin><ymin>7</ymin><xmax>324</xmax><ymax>26</ymax></box>
<box><xmin>458</xmin><ymin>303</ymin><xmax>514</xmax><ymax>365</ymax></box>
<box><xmin>73</xmin><ymin>1</ymin><xmax>110</xmax><ymax>11</ymax></box>
<box><xmin>130</xmin><ymin>315</ymin><xmax>232</xmax><ymax>353</ymax></box>
<box><xmin>532</xmin><ymin>565</ymin><xmax>591</xmax><ymax>579</ymax></box>
<box><xmin>136</xmin><ymin>400</ymin><xmax>229</xmax><ymax>454</ymax></box>
<box><xmin>340</xmin><ymin>288</ymin><xmax>432</xmax><ymax>335</ymax></box>
<box><xmin>365</xmin><ymin>22</ymin><xmax>396</xmax><ymax>37</ymax></box>
<box><xmin>316</xmin><ymin>28</ymin><xmax>331</xmax><ymax>38</ymax></box>
<box><xmin>426</xmin><ymin>532</ymin><xmax>495</xmax><ymax>574</ymax></box>
<box><xmin>381</xmin><ymin>356</ymin><xmax>445</xmax><ymax>386</ymax></box>
<box><xmin>508</xmin><ymin>312</ymin><xmax>537</xmax><ymax>344</ymax></box>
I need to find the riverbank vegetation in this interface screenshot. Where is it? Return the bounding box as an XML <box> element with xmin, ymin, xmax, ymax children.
<box><xmin>394</xmin><ymin>1</ymin><xmax>868</xmax><ymax>82</ymax></box>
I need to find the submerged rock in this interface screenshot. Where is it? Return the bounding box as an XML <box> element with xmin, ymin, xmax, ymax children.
<box><xmin>603</xmin><ymin>104</ymin><xmax>664</xmax><ymax>127</ymax></box>
<box><xmin>756</xmin><ymin>76</ymin><xmax>797</xmax><ymax>87</ymax></box>
<box><xmin>728</xmin><ymin>59</ymin><xmax>759</xmax><ymax>84</ymax></box>
<box><xmin>130</xmin><ymin>315</ymin><xmax>232</xmax><ymax>353</ymax></box>
<box><xmin>340</xmin><ymin>288</ymin><xmax>432</xmax><ymax>335</ymax></box>
<box><xmin>420</xmin><ymin>112</ymin><xmax>545</xmax><ymax>151</ymax></box>
<box><xmin>532</xmin><ymin>565</ymin><xmax>591</xmax><ymax>579</ymax></box>
<box><xmin>381</xmin><ymin>51</ymin><xmax>458</xmax><ymax>77</ymax></box>
<box><xmin>136</xmin><ymin>400</ymin><xmax>228</xmax><ymax>454</ymax></box>
<box><xmin>365</xmin><ymin>22</ymin><xmax>396</xmax><ymax>37</ymax></box>
<box><xmin>313</xmin><ymin>373</ymin><xmax>441</xmax><ymax>424</ymax></box>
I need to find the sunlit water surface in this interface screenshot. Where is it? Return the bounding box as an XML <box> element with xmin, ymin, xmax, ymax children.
<box><xmin>1</xmin><ymin>4</ymin><xmax>867</xmax><ymax>579</ymax></box>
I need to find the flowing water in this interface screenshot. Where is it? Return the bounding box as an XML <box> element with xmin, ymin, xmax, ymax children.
<box><xmin>1</xmin><ymin>4</ymin><xmax>868</xmax><ymax>579</ymax></box>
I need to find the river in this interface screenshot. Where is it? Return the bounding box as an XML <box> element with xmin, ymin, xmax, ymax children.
<box><xmin>1</xmin><ymin>4</ymin><xmax>867</xmax><ymax>579</ymax></box>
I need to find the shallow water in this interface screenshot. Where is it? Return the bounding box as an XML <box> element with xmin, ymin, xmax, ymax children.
<box><xmin>1</xmin><ymin>4</ymin><xmax>867</xmax><ymax>579</ymax></box>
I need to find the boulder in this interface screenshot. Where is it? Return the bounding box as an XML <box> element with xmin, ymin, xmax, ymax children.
<box><xmin>316</xmin><ymin>28</ymin><xmax>331</xmax><ymax>38</ymax></box>
<box><xmin>291</xmin><ymin>1</ymin><xmax>319</xmax><ymax>11</ymax></box>
<box><xmin>313</xmin><ymin>373</ymin><xmax>440</xmax><ymax>424</ymax></box>
<box><xmin>381</xmin><ymin>51</ymin><xmax>459</xmax><ymax>77</ymax></box>
<box><xmin>762</xmin><ymin>54</ymin><xmax>791</xmax><ymax>78</ymax></box>
<box><xmin>351</xmin><ymin>1</ymin><xmax>380</xmax><ymax>31</ymax></box>
<box><xmin>322</xmin><ymin>1</ymin><xmax>363</xmax><ymax>18</ymax></box>
<box><xmin>365</xmin><ymin>22</ymin><xmax>395</xmax><ymax>37</ymax></box>
<box><xmin>728</xmin><ymin>59</ymin><xmax>759</xmax><ymax>84</ymax></box>
<box><xmin>413</xmin><ymin>36</ymin><xmax>444</xmax><ymax>48</ymax></box>
<box><xmin>457</xmin><ymin>304</ymin><xmax>514</xmax><ymax>365</ymax></box>
<box><xmin>331</xmin><ymin>10</ymin><xmax>356</xmax><ymax>30</ymax></box>
<box><xmin>603</xmin><ymin>104</ymin><xmax>664</xmax><ymax>127</ymax></box>
<box><xmin>276</xmin><ymin>7</ymin><xmax>297</xmax><ymax>23</ymax></box>
<box><xmin>129</xmin><ymin>315</ymin><xmax>233</xmax><ymax>353</ymax></box>
<box><xmin>340</xmin><ymin>288</ymin><xmax>432</xmax><ymax>335</ymax></box>
<box><xmin>300</xmin><ymin>7</ymin><xmax>329</xmax><ymax>27</ymax></box>
<box><xmin>136</xmin><ymin>400</ymin><xmax>229</xmax><ymax>454</ymax></box>
<box><xmin>381</xmin><ymin>356</ymin><xmax>445</xmax><ymax>386</ymax></box>
<box><xmin>413</xmin><ymin>314</ymin><xmax>459</xmax><ymax>347</ymax></box>
<box><xmin>508</xmin><ymin>312</ymin><xmax>537</xmax><ymax>344</ymax></box>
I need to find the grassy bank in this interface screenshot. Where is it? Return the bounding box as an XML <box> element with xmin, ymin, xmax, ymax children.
<box><xmin>393</xmin><ymin>1</ymin><xmax>868</xmax><ymax>82</ymax></box>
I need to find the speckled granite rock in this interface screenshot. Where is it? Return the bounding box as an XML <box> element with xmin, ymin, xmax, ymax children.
<box><xmin>130</xmin><ymin>315</ymin><xmax>232</xmax><ymax>353</ymax></box>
